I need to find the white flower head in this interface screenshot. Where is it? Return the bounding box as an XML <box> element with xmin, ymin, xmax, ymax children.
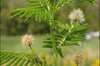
<box><xmin>69</xmin><ymin>8</ymin><xmax>85</xmax><ymax>23</ymax></box>
<box><xmin>21</xmin><ymin>34</ymin><xmax>34</xmax><ymax>46</ymax></box>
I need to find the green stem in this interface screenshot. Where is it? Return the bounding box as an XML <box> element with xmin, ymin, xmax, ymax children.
<box><xmin>49</xmin><ymin>23</ymin><xmax>58</xmax><ymax>66</ymax></box>
<box><xmin>29</xmin><ymin>46</ymin><xmax>42</xmax><ymax>66</ymax></box>
<box><xmin>29</xmin><ymin>45</ymin><xmax>34</xmax><ymax>52</ymax></box>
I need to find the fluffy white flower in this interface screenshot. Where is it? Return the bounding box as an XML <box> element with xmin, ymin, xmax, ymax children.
<box><xmin>69</xmin><ymin>8</ymin><xmax>85</xmax><ymax>23</ymax></box>
<box><xmin>21</xmin><ymin>34</ymin><xmax>34</xmax><ymax>46</ymax></box>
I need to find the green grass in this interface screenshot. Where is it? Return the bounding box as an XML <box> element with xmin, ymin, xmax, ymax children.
<box><xmin>1</xmin><ymin>35</ymin><xmax>99</xmax><ymax>59</ymax></box>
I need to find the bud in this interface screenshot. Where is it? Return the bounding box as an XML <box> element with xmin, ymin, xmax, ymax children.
<box><xmin>73</xmin><ymin>54</ymin><xmax>83</xmax><ymax>65</ymax></box>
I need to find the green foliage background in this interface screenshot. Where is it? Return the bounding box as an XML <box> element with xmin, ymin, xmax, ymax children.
<box><xmin>0</xmin><ymin>0</ymin><xmax>99</xmax><ymax>35</ymax></box>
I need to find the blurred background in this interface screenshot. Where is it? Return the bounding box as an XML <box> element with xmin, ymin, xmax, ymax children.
<box><xmin>0</xmin><ymin>0</ymin><xmax>99</xmax><ymax>66</ymax></box>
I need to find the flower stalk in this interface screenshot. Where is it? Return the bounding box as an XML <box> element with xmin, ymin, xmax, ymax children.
<box><xmin>29</xmin><ymin>45</ymin><xmax>34</xmax><ymax>53</ymax></box>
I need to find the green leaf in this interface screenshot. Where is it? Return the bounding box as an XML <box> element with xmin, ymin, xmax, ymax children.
<box><xmin>62</xmin><ymin>41</ymin><xmax>79</xmax><ymax>46</ymax></box>
<box><xmin>66</xmin><ymin>35</ymin><xmax>85</xmax><ymax>41</ymax></box>
<box><xmin>43</xmin><ymin>40</ymin><xmax>60</xmax><ymax>44</ymax></box>
<box><xmin>10</xmin><ymin>8</ymin><xmax>22</xmax><ymax>13</ymax></box>
<box><xmin>70</xmin><ymin>24</ymin><xmax>88</xmax><ymax>35</ymax></box>
<box><xmin>57</xmin><ymin>48</ymin><xmax>64</xmax><ymax>58</ymax></box>
<box><xmin>42</xmin><ymin>44</ymin><xmax>52</xmax><ymax>48</ymax></box>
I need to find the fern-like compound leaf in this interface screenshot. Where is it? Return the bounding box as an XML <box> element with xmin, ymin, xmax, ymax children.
<box><xmin>10</xmin><ymin>0</ymin><xmax>50</xmax><ymax>22</ymax></box>
<box><xmin>0</xmin><ymin>51</ymin><xmax>42</xmax><ymax>66</ymax></box>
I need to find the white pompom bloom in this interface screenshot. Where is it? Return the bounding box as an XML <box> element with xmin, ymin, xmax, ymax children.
<box><xmin>69</xmin><ymin>8</ymin><xmax>85</xmax><ymax>23</ymax></box>
<box><xmin>21</xmin><ymin>34</ymin><xmax>34</xmax><ymax>46</ymax></box>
